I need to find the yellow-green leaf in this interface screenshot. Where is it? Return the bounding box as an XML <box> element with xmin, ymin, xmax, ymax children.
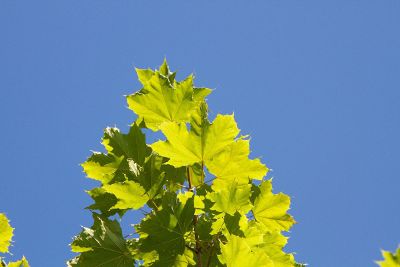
<box><xmin>377</xmin><ymin>247</ymin><xmax>400</xmax><ymax>267</ymax></box>
<box><xmin>252</xmin><ymin>180</ymin><xmax>295</xmax><ymax>232</ymax></box>
<box><xmin>207</xmin><ymin>182</ymin><xmax>252</xmax><ymax>216</ymax></box>
<box><xmin>0</xmin><ymin>213</ymin><xmax>13</xmax><ymax>254</ymax></box>
<box><xmin>81</xmin><ymin>153</ymin><xmax>123</xmax><ymax>184</ymax></box>
<box><xmin>151</xmin><ymin>114</ymin><xmax>239</xmax><ymax>168</ymax></box>
<box><xmin>218</xmin><ymin>235</ymin><xmax>272</xmax><ymax>267</ymax></box>
<box><xmin>103</xmin><ymin>181</ymin><xmax>149</xmax><ymax>210</ymax></box>
<box><xmin>7</xmin><ymin>257</ymin><xmax>30</xmax><ymax>267</ymax></box>
<box><xmin>208</xmin><ymin>139</ymin><xmax>268</xmax><ymax>190</ymax></box>
<box><xmin>127</xmin><ymin>61</ymin><xmax>210</xmax><ymax>131</ymax></box>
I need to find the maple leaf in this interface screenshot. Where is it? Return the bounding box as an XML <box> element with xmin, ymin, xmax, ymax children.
<box><xmin>0</xmin><ymin>214</ymin><xmax>13</xmax><ymax>254</ymax></box>
<box><xmin>127</xmin><ymin>60</ymin><xmax>211</xmax><ymax>131</ymax></box>
<box><xmin>208</xmin><ymin>139</ymin><xmax>268</xmax><ymax>190</ymax></box>
<box><xmin>252</xmin><ymin>180</ymin><xmax>295</xmax><ymax>232</ymax></box>
<box><xmin>81</xmin><ymin>124</ymin><xmax>149</xmax><ymax>185</ymax></box>
<box><xmin>68</xmin><ymin>214</ymin><xmax>135</xmax><ymax>267</ymax></box>
<box><xmin>102</xmin><ymin>180</ymin><xmax>149</xmax><ymax>210</ymax></box>
<box><xmin>136</xmin><ymin>193</ymin><xmax>195</xmax><ymax>266</ymax></box>
<box><xmin>151</xmin><ymin>114</ymin><xmax>239</xmax><ymax>168</ymax></box>
<box><xmin>218</xmin><ymin>234</ymin><xmax>272</xmax><ymax>267</ymax></box>
<box><xmin>377</xmin><ymin>246</ymin><xmax>400</xmax><ymax>267</ymax></box>
<box><xmin>7</xmin><ymin>257</ymin><xmax>30</xmax><ymax>267</ymax></box>
<box><xmin>207</xmin><ymin>182</ymin><xmax>252</xmax><ymax>216</ymax></box>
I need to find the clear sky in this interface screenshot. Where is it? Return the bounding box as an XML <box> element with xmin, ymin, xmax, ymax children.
<box><xmin>1</xmin><ymin>1</ymin><xmax>399</xmax><ymax>266</ymax></box>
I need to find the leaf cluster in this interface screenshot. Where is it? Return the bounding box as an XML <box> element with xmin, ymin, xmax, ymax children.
<box><xmin>69</xmin><ymin>60</ymin><xmax>301</xmax><ymax>266</ymax></box>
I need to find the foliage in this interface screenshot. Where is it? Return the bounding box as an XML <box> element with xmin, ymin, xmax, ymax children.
<box><xmin>377</xmin><ymin>246</ymin><xmax>400</xmax><ymax>267</ymax></box>
<box><xmin>69</xmin><ymin>60</ymin><xmax>301</xmax><ymax>266</ymax></box>
<box><xmin>0</xmin><ymin>213</ymin><xmax>30</xmax><ymax>267</ymax></box>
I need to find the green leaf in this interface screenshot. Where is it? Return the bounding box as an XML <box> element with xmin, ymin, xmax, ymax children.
<box><xmin>68</xmin><ymin>214</ymin><xmax>134</xmax><ymax>267</ymax></box>
<box><xmin>207</xmin><ymin>182</ymin><xmax>252</xmax><ymax>216</ymax></box>
<box><xmin>208</xmin><ymin>139</ymin><xmax>268</xmax><ymax>190</ymax></box>
<box><xmin>82</xmin><ymin>124</ymin><xmax>149</xmax><ymax>185</ymax></box>
<box><xmin>137</xmin><ymin>193</ymin><xmax>195</xmax><ymax>266</ymax></box>
<box><xmin>81</xmin><ymin>153</ymin><xmax>124</xmax><ymax>184</ymax></box>
<box><xmin>127</xmin><ymin>61</ymin><xmax>210</xmax><ymax>131</ymax></box>
<box><xmin>218</xmin><ymin>234</ymin><xmax>271</xmax><ymax>267</ymax></box>
<box><xmin>174</xmin><ymin>248</ymin><xmax>196</xmax><ymax>267</ymax></box>
<box><xmin>103</xmin><ymin>181</ymin><xmax>149</xmax><ymax>210</ymax></box>
<box><xmin>377</xmin><ymin>246</ymin><xmax>400</xmax><ymax>267</ymax></box>
<box><xmin>102</xmin><ymin>124</ymin><xmax>149</xmax><ymax>166</ymax></box>
<box><xmin>7</xmin><ymin>257</ymin><xmax>29</xmax><ymax>267</ymax></box>
<box><xmin>252</xmin><ymin>180</ymin><xmax>295</xmax><ymax>232</ymax></box>
<box><xmin>244</xmin><ymin>222</ymin><xmax>294</xmax><ymax>267</ymax></box>
<box><xmin>0</xmin><ymin>213</ymin><xmax>13</xmax><ymax>254</ymax></box>
<box><xmin>137</xmin><ymin>153</ymin><xmax>165</xmax><ymax>199</ymax></box>
<box><xmin>151</xmin><ymin>114</ymin><xmax>239</xmax><ymax>168</ymax></box>
<box><xmin>85</xmin><ymin>188</ymin><xmax>121</xmax><ymax>217</ymax></box>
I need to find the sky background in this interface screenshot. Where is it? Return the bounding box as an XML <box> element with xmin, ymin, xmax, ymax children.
<box><xmin>1</xmin><ymin>1</ymin><xmax>399</xmax><ymax>266</ymax></box>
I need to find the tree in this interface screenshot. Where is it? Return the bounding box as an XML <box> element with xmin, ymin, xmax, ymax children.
<box><xmin>68</xmin><ymin>60</ymin><xmax>302</xmax><ymax>267</ymax></box>
<box><xmin>67</xmin><ymin>60</ymin><xmax>301</xmax><ymax>266</ymax></box>
<box><xmin>1</xmin><ymin>60</ymin><xmax>397</xmax><ymax>266</ymax></box>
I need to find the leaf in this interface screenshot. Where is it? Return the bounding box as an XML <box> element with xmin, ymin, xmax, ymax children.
<box><xmin>102</xmin><ymin>124</ymin><xmax>149</xmax><ymax>166</ymax></box>
<box><xmin>244</xmin><ymin>222</ymin><xmax>295</xmax><ymax>267</ymax></box>
<box><xmin>7</xmin><ymin>257</ymin><xmax>29</xmax><ymax>267</ymax></box>
<box><xmin>252</xmin><ymin>180</ymin><xmax>295</xmax><ymax>232</ymax></box>
<box><xmin>218</xmin><ymin>235</ymin><xmax>272</xmax><ymax>267</ymax></box>
<box><xmin>151</xmin><ymin>114</ymin><xmax>239</xmax><ymax>168</ymax></box>
<box><xmin>85</xmin><ymin>188</ymin><xmax>121</xmax><ymax>217</ymax></box>
<box><xmin>127</xmin><ymin>61</ymin><xmax>211</xmax><ymax>131</ymax></box>
<box><xmin>68</xmin><ymin>214</ymin><xmax>134</xmax><ymax>267</ymax></box>
<box><xmin>208</xmin><ymin>139</ymin><xmax>268</xmax><ymax>190</ymax></box>
<box><xmin>174</xmin><ymin>248</ymin><xmax>196</xmax><ymax>267</ymax></box>
<box><xmin>82</xmin><ymin>124</ymin><xmax>149</xmax><ymax>185</ymax></box>
<box><xmin>136</xmin><ymin>193</ymin><xmax>195</xmax><ymax>266</ymax></box>
<box><xmin>0</xmin><ymin>213</ymin><xmax>13</xmax><ymax>254</ymax></box>
<box><xmin>136</xmin><ymin>153</ymin><xmax>165</xmax><ymax>199</ymax></box>
<box><xmin>81</xmin><ymin>153</ymin><xmax>124</xmax><ymax>184</ymax></box>
<box><xmin>83</xmin><ymin>125</ymin><xmax>165</xmax><ymax>215</ymax></box>
<box><xmin>207</xmin><ymin>182</ymin><xmax>252</xmax><ymax>216</ymax></box>
<box><xmin>377</xmin><ymin>247</ymin><xmax>400</xmax><ymax>267</ymax></box>
<box><xmin>103</xmin><ymin>181</ymin><xmax>149</xmax><ymax>210</ymax></box>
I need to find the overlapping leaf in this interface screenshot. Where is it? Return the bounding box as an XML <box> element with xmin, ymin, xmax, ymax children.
<box><xmin>127</xmin><ymin>60</ymin><xmax>211</xmax><ymax>131</ymax></box>
<box><xmin>207</xmin><ymin>182</ymin><xmax>252</xmax><ymax>216</ymax></box>
<box><xmin>252</xmin><ymin>180</ymin><xmax>295</xmax><ymax>232</ymax></box>
<box><xmin>218</xmin><ymin>234</ymin><xmax>271</xmax><ymax>267</ymax></box>
<box><xmin>208</xmin><ymin>139</ymin><xmax>268</xmax><ymax>190</ymax></box>
<box><xmin>68</xmin><ymin>214</ymin><xmax>135</xmax><ymax>267</ymax></box>
<box><xmin>7</xmin><ymin>257</ymin><xmax>29</xmax><ymax>267</ymax></box>
<box><xmin>136</xmin><ymin>193</ymin><xmax>195</xmax><ymax>266</ymax></box>
<box><xmin>82</xmin><ymin>124</ymin><xmax>148</xmax><ymax>185</ymax></box>
<box><xmin>151</xmin><ymin>114</ymin><xmax>239</xmax><ymax>168</ymax></box>
<box><xmin>82</xmin><ymin>124</ymin><xmax>165</xmax><ymax>214</ymax></box>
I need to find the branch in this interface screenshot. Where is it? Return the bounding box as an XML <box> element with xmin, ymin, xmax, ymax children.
<box><xmin>187</xmin><ymin>166</ymin><xmax>202</xmax><ymax>267</ymax></box>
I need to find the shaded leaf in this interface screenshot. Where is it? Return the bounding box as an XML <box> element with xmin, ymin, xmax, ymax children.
<box><xmin>68</xmin><ymin>214</ymin><xmax>134</xmax><ymax>267</ymax></box>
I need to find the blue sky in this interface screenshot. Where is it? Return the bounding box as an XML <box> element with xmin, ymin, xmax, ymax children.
<box><xmin>1</xmin><ymin>1</ymin><xmax>399</xmax><ymax>266</ymax></box>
